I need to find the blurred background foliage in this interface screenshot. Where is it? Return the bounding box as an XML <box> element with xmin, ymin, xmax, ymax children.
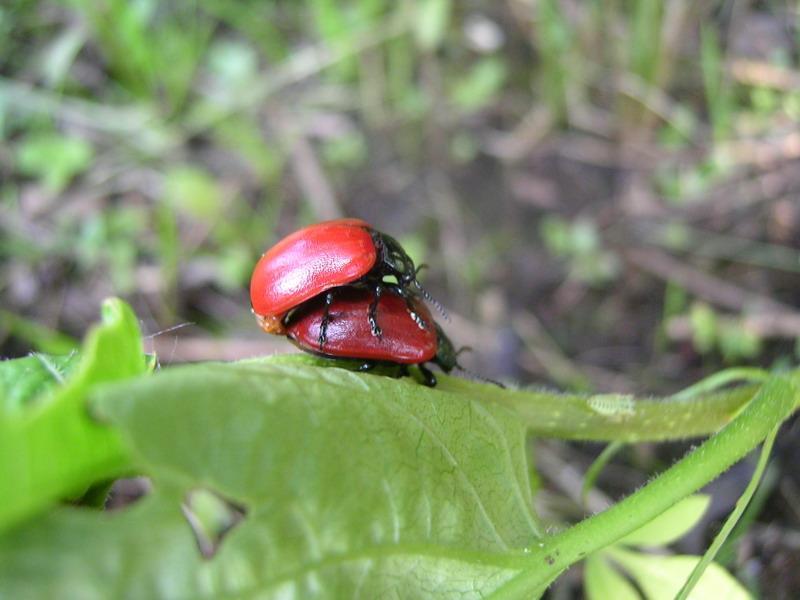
<box><xmin>2</xmin><ymin>1</ymin><xmax>800</xmax><ymax>594</ymax></box>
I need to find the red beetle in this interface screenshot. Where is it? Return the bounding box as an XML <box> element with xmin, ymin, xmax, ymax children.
<box><xmin>250</xmin><ymin>218</ymin><xmax>435</xmax><ymax>342</ymax></box>
<box><xmin>285</xmin><ymin>288</ymin><xmax>458</xmax><ymax>387</ymax></box>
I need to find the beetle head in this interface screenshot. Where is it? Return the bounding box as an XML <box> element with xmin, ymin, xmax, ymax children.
<box><xmin>374</xmin><ymin>232</ymin><xmax>418</xmax><ymax>283</ymax></box>
<box><xmin>433</xmin><ymin>323</ymin><xmax>459</xmax><ymax>373</ymax></box>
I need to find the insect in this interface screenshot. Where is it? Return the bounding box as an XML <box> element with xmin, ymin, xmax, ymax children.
<box><xmin>249</xmin><ymin>218</ymin><xmax>438</xmax><ymax>343</ymax></box>
<box><xmin>284</xmin><ymin>287</ymin><xmax>457</xmax><ymax>387</ymax></box>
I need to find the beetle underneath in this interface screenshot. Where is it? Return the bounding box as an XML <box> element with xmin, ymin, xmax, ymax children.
<box><xmin>284</xmin><ymin>288</ymin><xmax>457</xmax><ymax>387</ymax></box>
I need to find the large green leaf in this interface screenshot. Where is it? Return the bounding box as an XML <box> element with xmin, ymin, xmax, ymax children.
<box><xmin>0</xmin><ymin>353</ymin><xmax>79</xmax><ymax>412</ymax></box>
<box><xmin>0</xmin><ymin>360</ymin><xmax>543</xmax><ymax>598</ymax></box>
<box><xmin>0</xmin><ymin>298</ymin><xmax>147</xmax><ymax>532</ymax></box>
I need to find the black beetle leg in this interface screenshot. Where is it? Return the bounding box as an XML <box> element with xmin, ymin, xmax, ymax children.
<box><xmin>358</xmin><ymin>361</ymin><xmax>375</xmax><ymax>372</ymax></box>
<box><xmin>318</xmin><ymin>290</ymin><xmax>336</xmax><ymax>350</ymax></box>
<box><xmin>418</xmin><ymin>364</ymin><xmax>437</xmax><ymax>387</ymax></box>
<box><xmin>394</xmin><ymin>285</ymin><xmax>427</xmax><ymax>330</ymax></box>
<box><xmin>406</xmin><ymin>299</ymin><xmax>427</xmax><ymax>330</ymax></box>
<box><xmin>368</xmin><ymin>285</ymin><xmax>383</xmax><ymax>338</ymax></box>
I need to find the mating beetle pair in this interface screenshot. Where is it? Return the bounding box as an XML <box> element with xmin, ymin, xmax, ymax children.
<box><xmin>249</xmin><ymin>218</ymin><xmax>459</xmax><ymax>386</ymax></box>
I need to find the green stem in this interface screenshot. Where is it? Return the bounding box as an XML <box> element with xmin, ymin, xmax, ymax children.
<box><xmin>491</xmin><ymin>373</ymin><xmax>800</xmax><ymax>598</ymax></box>
<box><xmin>675</xmin><ymin>423</ymin><xmax>780</xmax><ymax>600</ymax></box>
<box><xmin>581</xmin><ymin>441</ymin><xmax>624</xmax><ymax>507</ymax></box>
<box><xmin>668</xmin><ymin>367</ymin><xmax>768</xmax><ymax>401</ymax></box>
<box><xmin>481</xmin><ymin>383</ymin><xmax>759</xmax><ymax>442</ymax></box>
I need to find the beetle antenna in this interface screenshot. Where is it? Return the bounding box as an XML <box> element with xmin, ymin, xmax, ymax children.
<box><xmin>454</xmin><ymin>364</ymin><xmax>506</xmax><ymax>388</ymax></box>
<box><xmin>450</xmin><ymin>345</ymin><xmax>504</xmax><ymax>387</ymax></box>
<box><xmin>414</xmin><ymin>281</ymin><xmax>450</xmax><ymax>322</ymax></box>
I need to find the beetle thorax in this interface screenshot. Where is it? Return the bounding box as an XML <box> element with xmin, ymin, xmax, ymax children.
<box><xmin>372</xmin><ymin>231</ymin><xmax>417</xmax><ymax>284</ymax></box>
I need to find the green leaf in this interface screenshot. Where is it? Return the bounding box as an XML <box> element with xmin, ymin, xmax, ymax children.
<box><xmin>619</xmin><ymin>494</ymin><xmax>710</xmax><ymax>547</ymax></box>
<box><xmin>571</xmin><ymin>219</ymin><xmax>600</xmax><ymax>255</ymax></box>
<box><xmin>451</xmin><ymin>58</ymin><xmax>507</xmax><ymax>111</ymax></box>
<box><xmin>0</xmin><ymin>353</ymin><xmax>80</xmax><ymax>413</ymax></box>
<box><xmin>539</xmin><ymin>215</ymin><xmax>572</xmax><ymax>257</ymax></box>
<box><xmin>207</xmin><ymin>39</ymin><xmax>258</xmax><ymax>88</ymax></box>
<box><xmin>322</xmin><ymin>132</ymin><xmax>368</xmax><ymax>168</ymax></box>
<box><xmin>609</xmin><ymin>548</ymin><xmax>750</xmax><ymax>600</ymax></box>
<box><xmin>38</xmin><ymin>25</ymin><xmax>86</xmax><ymax>87</ymax></box>
<box><xmin>163</xmin><ymin>166</ymin><xmax>223</xmax><ymax>222</ymax></box>
<box><xmin>690</xmin><ymin>302</ymin><xmax>717</xmax><ymax>355</ymax></box>
<box><xmin>0</xmin><ymin>298</ymin><xmax>147</xmax><ymax>533</ymax></box>
<box><xmin>0</xmin><ymin>308</ymin><xmax>79</xmax><ymax>355</ymax></box>
<box><xmin>718</xmin><ymin>321</ymin><xmax>762</xmax><ymax>362</ymax></box>
<box><xmin>1</xmin><ymin>359</ymin><xmax>543</xmax><ymax>598</ymax></box>
<box><xmin>214</xmin><ymin>244</ymin><xmax>255</xmax><ymax>291</ymax></box>
<box><xmin>584</xmin><ymin>555</ymin><xmax>640</xmax><ymax>600</ymax></box>
<box><xmin>701</xmin><ymin>26</ymin><xmax>733</xmax><ymax>140</ymax></box>
<box><xmin>205</xmin><ymin>39</ymin><xmax>259</xmax><ymax>108</ymax></box>
<box><xmin>310</xmin><ymin>0</ymin><xmax>350</xmax><ymax>45</ymax></box>
<box><xmin>213</xmin><ymin>116</ymin><xmax>283</xmax><ymax>182</ymax></box>
<box><xmin>15</xmin><ymin>132</ymin><xmax>94</xmax><ymax>192</ymax></box>
<box><xmin>534</xmin><ymin>0</ymin><xmax>575</xmax><ymax>121</ymax></box>
<box><xmin>414</xmin><ymin>0</ymin><xmax>452</xmax><ymax>51</ymax></box>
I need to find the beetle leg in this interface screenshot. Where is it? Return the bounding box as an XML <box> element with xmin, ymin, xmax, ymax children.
<box><xmin>417</xmin><ymin>364</ymin><xmax>437</xmax><ymax>387</ymax></box>
<box><xmin>394</xmin><ymin>285</ymin><xmax>427</xmax><ymax>330</ymax></box>
<box><xmin>406</xmin><ymin>299</ymin><xmax>427</xmax><ymax>330</ymax></box>
<box><xmin>358</xmin><ymin>361</ymin><xmax>375</xmax><ymax>372</ymax></box>
<box><xmin>318</xmin><ymin>290</ymin><xmax>336</xmax><ymax>350</ymax></box>
<box><xmin>368</xmin><ymin>285</ymin><xmax>383</xmax><ymax>338</ymax></box>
